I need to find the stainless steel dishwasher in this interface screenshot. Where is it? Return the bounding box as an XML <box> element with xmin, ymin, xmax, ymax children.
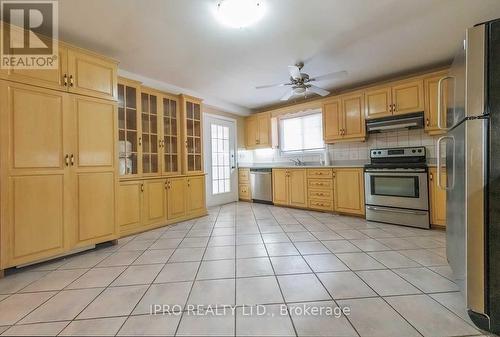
<box><xmin>249</xmin><ymin>168</ymin><xmax>273</xmax><ymax>204</ymax></box>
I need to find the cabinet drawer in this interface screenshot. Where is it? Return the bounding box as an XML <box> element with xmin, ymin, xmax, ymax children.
<box><xmin>308</xmin><ymin>189</ymin><xmax>333</xmax><ymax>200</ymax></box>
<box><xmin>307</xmin><ymin>169</ymin><xmax>333</xmax><ymax>178</ymax></box>
<box><xmin>309</xmin><ymin>199</ymin><xmax>334</xmax><ymax>211</ymax></box>
<box><xmin>239</xmin><ymin>169</ymin><xmax>250</xmax><ymax>183</ymax></box>
<box><xmin>308</xmin><ymin>179</ymin><xmax>333</xmax><ymax>189</ymax></box>
<box><xmin>239</xmin><ymin>183</ymin><xmax>251</xmax><ymax>200</ymax></box>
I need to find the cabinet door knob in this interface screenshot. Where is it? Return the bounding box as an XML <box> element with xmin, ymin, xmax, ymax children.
<box><xmin>63</xmin><ymin>74</ymin><xmax>68</xmax><ymax>86</ymax></box>
<box><xmin>430</xmin><ymin>173</ymin><xmax>434</xmax><ymax>181</ymax></box>
<box><xmin>70</xmin><ymin>154</ymin><xmax>74</xmax><ymax>166</ymax></box>
<box><xmin>65</xmin><ymin>154</ymin><xmax>69</xmax><ymax>167</ymax></box>
<box><xmin>426</xmin><ymin>118</ymin><xmax>430</xmax><ymax>127</ymax></box>
<box><xmin>69</xmin><ymin>75</ymin><xmax>74</xmax><ymax>87</ymax></box>
<box><xmin>141</xmin><ymin>184</ymin><xmax>144</xmax><ymax>192</ymax></box>
<box><xmin>139</xmin><ymin>137</ymin><xmax>142</xmax><ymax>146</ymax></box>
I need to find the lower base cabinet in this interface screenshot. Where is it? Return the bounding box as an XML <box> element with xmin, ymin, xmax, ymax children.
<box><xmin>334</xmin><ymin>168</ymin><xmax>365</xmax><ymax>216</ymax></box>
<box><xmin>272</xmin><ymin>169</ymin><xmax>307</xmax><ymax>208</ymax></box>
<box><xmin>429</xmin><ymin>167</ymin><xmax>447</xmax><ymax>227</ymax></box>
<box><xmin>118</xmin><ymin>174</ymin><xmax>207</xmax><ymax>236</ymax></box>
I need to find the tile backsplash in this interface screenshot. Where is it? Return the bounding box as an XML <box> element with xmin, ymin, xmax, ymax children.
<box><xmin>238</xmin><ymin>129</ymin><xmax>440</xmax><ymax>165</ymax></box>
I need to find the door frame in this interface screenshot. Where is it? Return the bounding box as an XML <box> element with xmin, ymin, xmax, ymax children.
<box><xmin>203</xmin><ymin>113</ymin><xmax>238</xmax><ymax>207</ymax></box>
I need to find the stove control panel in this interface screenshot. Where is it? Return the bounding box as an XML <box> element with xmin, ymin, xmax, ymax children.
<box><xmin>370</xmin><ymin>146</ymin><xmax>426</xmax><ymax>159</ymax></box>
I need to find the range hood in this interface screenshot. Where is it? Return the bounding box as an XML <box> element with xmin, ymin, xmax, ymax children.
<box><xmin>366</xmin><ymin>112</ymin><xmax>424</xmax><ymax>133</ymax></box>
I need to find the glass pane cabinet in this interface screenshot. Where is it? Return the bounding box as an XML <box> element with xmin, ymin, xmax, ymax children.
<box><xmin>182</xmin><ymin>95</ymin><xmax>203</xmax><ymax>174</ymax></box>
<box><xmin>162</xmin><ymin>96</ymin><xmax>181</xmax><ymax>175</ymax></box>
<box><xmin>118</xmin><ymin>80</ymin><xmax>140</xmax><ymax>177</ymax></box>
<box><xmin>117</xmin><ymin>80</ymin><xmax>204</xmax><ymax>178</ymax></box>
<box><xmin>141</xmin><ymin>91</ymin><xmax>159</xmax><ymax>175</ymax></box>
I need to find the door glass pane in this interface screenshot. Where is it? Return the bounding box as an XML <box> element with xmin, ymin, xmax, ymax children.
<box><xmin>118</xmin><ymin>84</ymin><xmax>138</xmax><ymax>176</ymax></box>
<box><xmin>141</xmin><ymin>93</ymin><xmax>159</xmax><ymax>174</ymax></box>
<box><xmin>163</xmin><ymin>97</ymin><xmax>179</xmax><ymax>174</ymax></box>
<box><xmin>211</xmin><ymin>123</ymin><xmax>230</xmax><ymax>195</ymax></box>
<box><xmin>371</xmin><ymin>176</ymin><xmax>419</xmax><ymax>198</ymax></box>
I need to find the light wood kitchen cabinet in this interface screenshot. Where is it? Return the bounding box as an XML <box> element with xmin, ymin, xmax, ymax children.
<box><xmin>67</xmin><ymin>47</ymin><xmax>118</xmax><ymax>101</ymax></box>
<box><xmin>187</xmin><ymin>175</ymin><xmax>206</xmax><ymax>214</ymax></box>
<box><xmin>0</xmin><ymin>81</ymin><xmax>118</xmax><ymax>268</ymax></box>
<box><xmin>307</xmin><ymin>168</ymin><xmax>334</xmax><ymax>212</ymax></box>
<box><xmin>334</xmin><ymin>168</ymin><xmax>365</xmax><ymax>215</ymax></box>
<box><xmin>239</xmin><ymin>168</ymin><xmax>251</xmax><ymax>201</ymax></box>
<box><xmin>181</xmin><ymin>95</ymin><xmax>204</xmax><ymax>175</ymax></box>
<box><xmin>323</xmin><ymin>99</ymin><xmax>343</xmax><ymax>142</ymax></box>
<box><xmin>161</xmin><ymin>94</ymin><xmax>182</xmax><ymax>175</ymax></box>
<box><xmin>365</xmin><ymin>87</ymin><xmax>392</xmax><ymax>119</ymax></box>
<box><xmin>167</xmin><ymin>177</ymin><xmax>187</xmax><ymax>220</ymax></box>
<box><xmin>118</xmin><ymin>78</ymin><xmax>141</xmax><ymax>177</ymax></box>
<box><xmin>392</xmin><ymin>79</ymin><xmax>425</xmax><ymax>115</ymax></box>
<box><xmin>141</xmin><ymin>88</ymin><xmax>161</xmax><ymax>176</ymax></box>
<box><xmin>424</xmin><ymin>72</ymin><xmax>448</xmax><ymax>135</ymax></box>
<box><xmin>118</xmin><ymin>180</ymin><xmax>143</xmax><ymax>234</ymax></box>
<box><xmin>245</xmin><ymin>112</ymin><xmax>271</xmax><ymax>149</ymax></box>
<box><xmin>272</xmin><ymin>169</ymin><xmax>307</xmax><ymax>208</ymax></box>
<box><xmin>323</xmin><ymin>92</ymin><xmax>365</xmax><ymax>143</ymax></box>
<box><xmin>429</xmin><ymin>167</ymin><xmax>447</xmax><ymax>227</ymax></box>
<box><xmin>0</xmin><ymin>42</ymin><xmax>117</xmax><ymax>101</ymax></box>
<box><xmin>365</xmin><ymin>79</ymin><xmax>424</xmax><ymax>119</ymax></box>
<box><xmin>143</xmin><ymin>179</ymin><xmax>167</xmax><ymax>225</ymax></box>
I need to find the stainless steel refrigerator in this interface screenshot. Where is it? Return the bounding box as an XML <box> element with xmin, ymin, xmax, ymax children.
<box><xmin>437</xmin><ymin>18</ymin><xmax>500</xmax><ymax>333</ymax></box>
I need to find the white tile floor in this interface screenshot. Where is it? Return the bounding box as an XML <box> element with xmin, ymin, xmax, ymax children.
<box><xmin>0</xmin><ymin>202</ymin><xmax>489</xmax><ymax>336</ymax></box>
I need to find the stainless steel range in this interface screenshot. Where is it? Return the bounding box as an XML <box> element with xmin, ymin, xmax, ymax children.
<box><xmin>364</xmin><ymin>146</ymin><xmax>430</xmax><ymax>229</ymax></box>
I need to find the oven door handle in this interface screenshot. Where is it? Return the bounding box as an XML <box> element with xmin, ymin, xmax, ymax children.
<box><xmin>366</xmin><ymin>206</ymin><xmax>428</xmax><ymax>216</ymax></box>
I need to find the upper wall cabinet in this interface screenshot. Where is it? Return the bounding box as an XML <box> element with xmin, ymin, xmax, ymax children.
<box><xmin>118</xmin><ymin>78</ymin><xmax>141</xmax><ymax>177</ymax></box>
<box><xmin>245</xmin><ymin>112</ymin><xmax>271</xmax><ymax>149</ymax></box>
<box><xmin>180</xmin><ymin>95</ymin><xmax>204</xmax><ymax>175</ymax></box>
<box><xmin>365</xmin><ymin>79</ymin><xmax>424</xmax><ymax>119</ymax></box>
<box><xmin>67</xmin><ymin>47</ymin><xmax>118</xmax><ymax>100</ymax></box>
<box><xmin>141</xmin><ymin>88</ymin><xmax>161</xmax><ymax>176</ymax></box>
<box><xmin>323</xmin><ymin>92</ymin><xmax>365</xmax><ymax>143</ymax></box>
<box><xmin>161</xmin><ymin>94</ymin><xmax>182</xmax><ymax>176</ymax></box>
<box><xmin>0</xmin><ymin>43</ymin><xmax>118</xmax><ymax>101</ymax></box>
<box><xmin>424</xmin><ymin>72</ymin><xmax>449</xmax><ymax>135</ymax></box>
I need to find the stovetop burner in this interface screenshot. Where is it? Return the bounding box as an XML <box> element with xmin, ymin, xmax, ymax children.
<box><xmin>365</xmin><ymin>146</ymin><xmax>427</xmax><ymax>171</ymax></box>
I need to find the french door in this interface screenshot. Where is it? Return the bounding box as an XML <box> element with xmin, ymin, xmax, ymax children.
<box><xmin>204</xmin><ymin>115</ymin><xmax>237</xmax><ymax>206</ymax></box>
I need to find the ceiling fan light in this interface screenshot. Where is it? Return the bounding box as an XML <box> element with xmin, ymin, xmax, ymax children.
<box><xmin>293</xmin><ymin>87</ymin><xmax>306</xmax><ymax>95</ymax></box>
<box><xmin>215</xmin><ymin>0</ymin><xmax>265</xmax><ymax>28</ymax></box>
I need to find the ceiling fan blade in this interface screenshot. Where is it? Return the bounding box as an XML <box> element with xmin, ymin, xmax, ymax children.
<box><xmin>310</xmin><ymin>70</ymin><xmax>348</xmax><ymax>82</ymax></box>
<box><xmin>280</xmin><ymin>89</ymin><xmax>295</xmax><ymax>101</ymax></box>
<box><xmin>255</xmin><ymin>83</ymin><xmax>287</xmax><ymax>89</ymax></box>
<box><xmin>307</xmin><ymin>85</ymin><xmax>330</xmax><ymax>97</ymax></box>
<box><xmin>288</xmin><ymin>65</ymin><xmax>302</xmax><ymax>80</ymax></box>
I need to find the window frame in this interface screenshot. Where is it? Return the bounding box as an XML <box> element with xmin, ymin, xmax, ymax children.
<box><xmin>278</xmin><ymin>109</ymin><xmax>325</xmax><ymax>156</ymax></box>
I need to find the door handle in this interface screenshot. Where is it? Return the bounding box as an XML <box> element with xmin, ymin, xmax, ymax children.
<box><xmin>436</xmin><ymin>135</ymin><xmax>455</xmax><ymax>191</ymax></box>
<box><xmin>437</xmin><ymin>76</ymin><xmax>454</xmax><ymax>130</ymax></box>
<box><xmin>366</xmin><ymin>206</ymin><xmax>427</xmax><ymax>216</ymax></box>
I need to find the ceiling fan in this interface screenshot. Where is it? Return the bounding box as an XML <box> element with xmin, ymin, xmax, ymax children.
<box><xmin>256</xmin><ymin>62</ymin><xmax>348</xmax><ymax>101</ymax></box>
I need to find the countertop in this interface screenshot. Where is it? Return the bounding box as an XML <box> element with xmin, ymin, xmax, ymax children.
<box><xmin>238</xmin><ymin>161</ymin><xmax>368</xmax><ymax>169</ymax></box>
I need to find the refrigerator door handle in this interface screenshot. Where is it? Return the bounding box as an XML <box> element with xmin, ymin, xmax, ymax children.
<box><xmin>437</xmin><ymin>76</ymin><xmax>455</xmax><ymax>131</ymax></box>
<box><xmin>436</xmin><ymin>135</ymin><xmax>455</xmax><ymax>190</ymax></box>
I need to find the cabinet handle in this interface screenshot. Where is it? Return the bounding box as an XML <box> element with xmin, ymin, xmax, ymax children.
<box><xmin>187</xmin><ymin>179</ymin><xmax>190</xmax><ymax>187</ymax></box>
<box><xmin>430</xmin><ymin>173</ymin><xmax>434</xmax><ymax>181</ymax></box>
<box><xmin>63</xmin><ymin>74</ymin><xmax>68</xmax><ymax>86</ymax></box>
<box><xmin>139</xmin><ymin>137</ymin><xmax>142</xmax><ymax>146</ymax></box>
<box><xmin>70</xmin><ymin>154</ymin><xmax>74</xmax><ymax>166</ymax></box>
<box><xmin>69</xmin><ymin>75</ymin><xmax>74</xmax><ymax>87</ymax></box>
<box><xmin>65</xmin><ymin>154</ymin><xmax>69</xmax><ymax>166</ymax></box>
<box><xmin>141</xmin><ymin>184</ymin><xmax>144</xmax><ymax>192</ymax></box>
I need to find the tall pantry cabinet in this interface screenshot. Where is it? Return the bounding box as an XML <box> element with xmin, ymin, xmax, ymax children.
<box><xmin>0</xmin><ymin>44</ymin><xmax>119</xmax><ymax>271</ymax></box>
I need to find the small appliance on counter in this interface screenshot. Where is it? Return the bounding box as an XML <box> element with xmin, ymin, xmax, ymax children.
<box><xmin>364</xmin><ymin>146</ymin><xmax>430</xmax><ymax>229</ymax></box>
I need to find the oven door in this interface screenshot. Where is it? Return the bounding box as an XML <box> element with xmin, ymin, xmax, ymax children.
<box><xmin>364</xmin><ymin>170</ymin><xmax>429</xmax><ymax>210</ymax></box>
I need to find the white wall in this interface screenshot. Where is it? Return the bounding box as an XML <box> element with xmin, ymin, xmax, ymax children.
<box><xmin>238</xmin><ymin>129</ymin><xmax>439</xmax><ymax>165</ymax></box>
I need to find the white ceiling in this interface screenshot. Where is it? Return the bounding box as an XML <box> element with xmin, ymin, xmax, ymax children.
<box><xmin>58</xmin><ymin>0</ymin><xmax>500</xmax><ymax>115</ymax></box>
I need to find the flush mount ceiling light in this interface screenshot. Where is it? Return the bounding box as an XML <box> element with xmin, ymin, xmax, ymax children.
<box><xmin>215</xmin><ymin>0</ymin><xmax>265</xmax><ymax>28</ymax></box>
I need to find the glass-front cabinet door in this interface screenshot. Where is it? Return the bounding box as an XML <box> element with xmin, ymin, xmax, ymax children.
<box><xmin>161</xmin><ymin>95</ymin><xmax>181</xmax><ymax>175</ymax></box>
<box><xmin>141</xmin><ymin>89</ymin><xmax>160</xmax><ymax>175</ymax></box>
<box><xmin>118</xmin><ymin>78</ymin><xmax>141</xmax><ymax>177</ymax></box>
<box><xmin>181</xmin><ymin>95</ymin><xmax>203</xmax><ymax>174</ymax></box>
